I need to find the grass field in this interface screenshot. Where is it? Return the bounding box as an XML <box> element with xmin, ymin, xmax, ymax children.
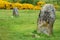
<box><xmin>0</xmin><ymin>10</ymin><xmax>60</xmax><ymax>40</ymax></box>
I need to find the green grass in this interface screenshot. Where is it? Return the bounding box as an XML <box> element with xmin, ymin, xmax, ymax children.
<box><xmin>0</xmin><ymin>10</ymin><xmax>60</xmax><ymax>40</ymax></box>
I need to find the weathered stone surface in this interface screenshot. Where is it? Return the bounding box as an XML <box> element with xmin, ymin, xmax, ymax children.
<box><xmin>13</xmin><ymin>7</ymin><xmax>19</xmax><ymax>17</ymax></box>
<box><xmin>37</xmin><ymin>4</ymin><xmax>56</xmax><ymax>36</ymax></box>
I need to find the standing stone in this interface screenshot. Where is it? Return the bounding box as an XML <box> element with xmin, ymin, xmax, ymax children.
<box><xmin>37</xmin><ymin>4</ymin><xmax>56</xmax><ymax>36</ymax></box>
<box><xmin>13</xmin><ymin>7</ymin><xmax>19</xmax><ymax>17</ymax></box>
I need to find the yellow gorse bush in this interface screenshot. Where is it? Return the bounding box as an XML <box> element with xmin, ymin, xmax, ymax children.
<box><xmin>2</xmin><ymin>0</ymin><xmax>59</xmax><ymax>10</ymax></box>
<box><xmin>4</xmin><ymin>1</ymin><xmax>12</xmax><ymax>9</ymax></box>
<box><xmin>0</xmin><ymin>0</ymin><xmax>12</xmax><ymax>9</ymax></box>
<box><xmin>0</xmin><ymin>0</ymin><xmax>46</xmax><ymax>10</ymax></box>
<box><xmin>0</xmin><ymin>1</ymin><xmax>5</xmax><ymax>9</ymax></box>
<box><xmin>0</xmin><ymin>0</ymin><xmax>45</xmax><ymax>10</ymax></box>
<box><xmin>33</xmin><ymin>6</ymin><xmax>41</xmax><ymax>10</ymax></box>
<box><xmin>54</xmin><ymin>4</ymin><xmax>60</xmax><ymax>9</ymax></box>
<box><xmin>13</xmin><ymin>3</ymin><xmax>23</xmax><ymax>9</ymax></box>
<box><xmin>22</xmin><ymin>3</ymin><xmax>34</xmax><ymax>9</ymax></box>
<box><xmin>37</xmin><ymin>1</ymin><xmax>45</xmax><ymax>6</ymax></box>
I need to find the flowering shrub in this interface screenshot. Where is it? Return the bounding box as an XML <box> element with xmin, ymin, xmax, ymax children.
<box><xmin>22</xmin><ymin>3</ymin><xmax>34</xmax><ymax>9</ymax></box>
<box><xmin>0</xmin><ymin>0</ymin><xmax>60</xmax><ymax>10</ymax></box>
<box><xmin>37</xmin><ymin>1</ymin><xmax>45</xmax><ymax>6</ymax></box>
<box><xmin>0</xmin><ymin>1</ymin><xmax>5</xmax><ymax>9</ymax></box>
<box><xmin>0</xmin><ymin>1</ymin><xmax>12</xmax><ymax>9</ymax></box>
<box><xmin>4</xmin><ymin>1</ymin><xmax>12</xmax><ymax>9</ymax></box>
<box><xmin>0</xmin><ymin>0</ymin><xmax>46</xmax><ymax>10</ymax></box>
<box><xmin>54</xmin><ymin>4</ymin><xmax>59</xmax><ymax>9</ymax></box>
<box><xmin>54</xmin><ymin>4</ymin><xmax>60</xmax><ymax>10</ymax></box>
<box><xmin>13</xmin><ymin>3</ymin><xmax>23</xmax><ymax>9</ymax></box>
<box><xmin>33</xmin><ymin>6</ymin><xmax>41</xmax><ymax>10</ymax></box>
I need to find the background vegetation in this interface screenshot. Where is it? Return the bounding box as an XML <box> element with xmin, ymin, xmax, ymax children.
<box><xmin>0</xmin><ymin>0</ymin><xmax>60</xmax><ymax>10</ymax></box>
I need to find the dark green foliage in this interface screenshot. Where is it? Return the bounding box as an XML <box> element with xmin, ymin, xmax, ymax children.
<box><xmin>20</xmin><ymin>0</ymin><xmax>39</xmax><ymax>5</ymax></box>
